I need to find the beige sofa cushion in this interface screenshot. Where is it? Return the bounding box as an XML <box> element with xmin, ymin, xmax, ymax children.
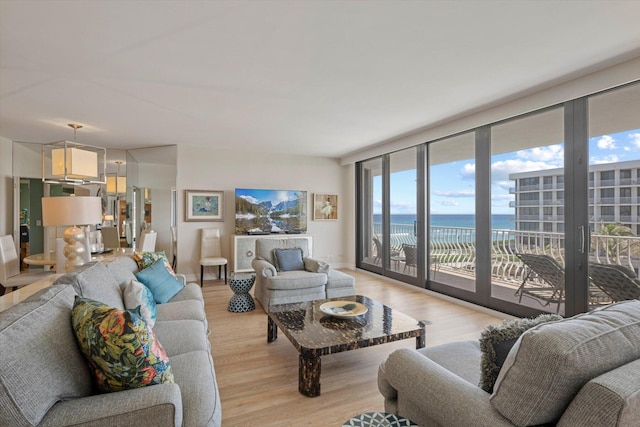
<box><xmin>54</xmin><ymin>261</ymin><xmax>124</xmax><ymax>309</ymax></box>
<box><xmin>558</xmin><ymin>358</ymin><xmax>640</xmax><ymax>427</ymax></box>
<box><xmin>490</xmin><ymin>300</ymin><xmax>640</xmax><ymax>426</ymax></box>
<box><xmin>0</xmin><ymin>285</ymin><xmax>93</xmax><ymax>427</ymax></box>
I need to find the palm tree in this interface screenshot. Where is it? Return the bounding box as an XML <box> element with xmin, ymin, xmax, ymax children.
<box><xmin>593</xmin><ymin>223</ymin><xmax>636</xmax><ymax>263</ymax></box>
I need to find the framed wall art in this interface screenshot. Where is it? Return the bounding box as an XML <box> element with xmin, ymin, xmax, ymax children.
<box><xmin>185</xmin><ymin>190</ymin><xmax>224</xmax><ymax>222</ymax></box>
<box><xmin>313</xmin><ymin>194</ymin><xmax>338</xmax><ymax>220</ymax></box>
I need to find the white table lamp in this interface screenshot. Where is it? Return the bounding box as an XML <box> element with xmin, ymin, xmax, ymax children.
<box><xmin>42</xmin><ymin>196</ymin><xmax>102</xmax><ymax>272</ymax></box>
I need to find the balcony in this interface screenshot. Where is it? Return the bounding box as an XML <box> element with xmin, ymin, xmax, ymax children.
<box><xmin>619</xmin><ymin>178</ymin><xmax>638</xmax><ymax>186</ymax></box>
<box><xmin>598</xmin><ymin>197</ymin><xmax>616</xmax><ymax>204</ymax></box>
<box><xmin>368</xmin><ymin>222</ymin><xmax>640</xmax><ymax>314</ymax></box>
<box><xmin>511</xmin><ymin>200</ymin><xmax>542</xmax><ymax>207</ymax></box>
<box><xmin>517</xmin><ymin>184</ymin><xmax>541</xmax><ymax>192</ymax></box>
<box><xmin>516</xmin><ymin>215</ymin><xmax>540</xmax><ymax>220</ymax></box>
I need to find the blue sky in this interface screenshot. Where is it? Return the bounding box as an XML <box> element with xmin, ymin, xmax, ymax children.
<box><xmin>374</xmin><ymin>129</ymin><xmax>640</xmax><ymax>215</ymax></box>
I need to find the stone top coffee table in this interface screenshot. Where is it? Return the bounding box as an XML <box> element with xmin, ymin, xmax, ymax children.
<box><xmin>267</xmin><ymin>295</ymin><xmax>426</xmax><ymax>397</ymax></box>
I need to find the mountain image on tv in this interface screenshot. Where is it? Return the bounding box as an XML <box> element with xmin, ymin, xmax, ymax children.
<box><xmin>235</xmin><ymin>188</ymin><xmax>307</xmax><ymax>234</ymax></box>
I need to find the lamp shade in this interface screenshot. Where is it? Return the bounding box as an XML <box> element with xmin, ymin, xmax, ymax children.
<box><xmin>42</xmin><ymin>196</ymin><xmax>103</xmax><ymax>226</ymax></box>
<box><xmin>106</xmin><ymin>176</ymin><xmax>126</xmax><ymax>194</ymax></box>
<box><xmin>52</xmin><ymin>147</ymin><xmax>98</xmax><ymax>179</ymax></box>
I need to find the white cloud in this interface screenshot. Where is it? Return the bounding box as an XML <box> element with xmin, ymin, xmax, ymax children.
<box><xmin>516</xmin><ymin>144</ymin><xmax>564</xmax><ymax>163</ymax></box>
<box><xmin>440</xmin><ymin>200</ymin><xmax>459</xmax><ymax>206</ymax></box>
<box><xmin>590</xmin><ymin>154</ymin><xmax>619</xmax><ymax>164</ymax></box>
<box><xmin>460</xmin><ymin>163</ymin><xmax>475</xmax><ymax>179</ymax></box>
<box><xmin>433</xmin><ymin>189</ymin><xmax>475</xmax><ymax>197</ymax></box>
<box><xmin>492</xmin><ymin>159</ymin><xmax>558</xmax><ymax>182</ymax></box>
<box><xmin>629</xmin><ymin>132</ymin><xmax>640</xmax><ymax>148</ymax></box>
<box><xmin>597</xmin><ymin>135</ymin><xmax>616</xmax><ymax>150</ymax></box>
<box><xmin>624</xmin><ymin>146</ymin><xmax>631</xmax><ymax>152</ymax></box>
<box><xmin>462</xmin><ymin>153</ymin><xmax>560</xmax><ymax>183</ymax></box>
<box><xmin>495</xmin><ymin>180</ymin><xmax>513</xmax><ymax>191</ymax></box>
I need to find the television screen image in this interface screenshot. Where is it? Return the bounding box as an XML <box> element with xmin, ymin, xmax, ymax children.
<box><xmin>235</xmin><ymin>188</ymin><xmax>307</xmax><ymax>234</ymax></box>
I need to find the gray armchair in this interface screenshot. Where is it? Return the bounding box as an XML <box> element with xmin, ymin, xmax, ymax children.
<box><xmin>251</xmin><ymin>238</ymin><xmax>355</xmax><ymax>312</ymax></box>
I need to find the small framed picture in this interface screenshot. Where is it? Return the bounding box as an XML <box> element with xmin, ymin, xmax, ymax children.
<box><xmin>185</xmin><ymin>190</ymin><xmax>224</xmax><ymax>222</ymax></box>
<box><xmin>314</xmin><ymin>194</ymin><xmax>338</xmax><ymax>220</ymax></box>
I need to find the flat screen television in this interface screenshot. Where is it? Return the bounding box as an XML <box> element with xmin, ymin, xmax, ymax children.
<box><xmin>235</xmin><ymin>188</ymin><xmax>307</xmax><ymax>234</ymax></box>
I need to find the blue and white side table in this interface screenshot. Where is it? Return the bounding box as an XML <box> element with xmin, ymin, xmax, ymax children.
<box><xmin>227</xmin><ymin>273</ymin><xmax>256</xmax><ymax>313</ymax></box>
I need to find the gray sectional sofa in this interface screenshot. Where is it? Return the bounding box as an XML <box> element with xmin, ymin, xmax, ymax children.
<box><xmin>378</xmin><ymin>300</ymin><xmax>640</xmax><ymax>426</ymax></box>
<box><xmin>251</xmin><ymin>237</ymin><xmax>355</xmax><ymax>311</ymax></box>
<box><xmin>0</xmin><ymin>257</ymin><xmax>221</xmax><ymax>427</ymax></box>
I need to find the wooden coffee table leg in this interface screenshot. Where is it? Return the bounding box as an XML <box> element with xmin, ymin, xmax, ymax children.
<box><xmin>267</xmin><ymin>317</ymin><xmax>278</xmax><ymax>342</ymax></box>
<box><xmin>299</xmin><ymin>353</ymin><xmax>321</xmax><ymax>397</ymax></box>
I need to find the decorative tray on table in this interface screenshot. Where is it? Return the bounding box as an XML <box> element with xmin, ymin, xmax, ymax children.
<box><xmin>319</xmin><ymin>301</ymin><xmax>368</xmax><ymax>318</ymax></box>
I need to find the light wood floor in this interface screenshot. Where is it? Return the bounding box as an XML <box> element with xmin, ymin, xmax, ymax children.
<box><xmin>202</xmin><ymin>269</ymin><xmax>505</xmax><ymax>426</ymax></box>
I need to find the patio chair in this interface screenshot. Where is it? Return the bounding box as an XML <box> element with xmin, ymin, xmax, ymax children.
<box><xmin>515</xmin><ymin>253</ymin><xmax>565</xmax><ymax>313</ymax></box>
<box><xmin>373</xmin><ymin>237</ymin><xmax>383</xmax><ymax>265</ymax></box>
<box><xmin>373</xmin><ymin>236</ymin><xmax>400</xmax><ymax>267</ymax></box>
<box><xmin>402</xmin><ymin>243</ymin><xmax>418</xmax><ymax>274</ymax></box>
<box><xmin>589</xmin><ymin>263</ymin><xmax>640</xmax><ymax>302</ymax></box>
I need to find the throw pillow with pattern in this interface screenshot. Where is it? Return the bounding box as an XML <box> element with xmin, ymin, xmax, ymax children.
<box><xmin>123</xmin><ymin>279</ymin><xmax>158</xmax><ymax>328</ymax></box>
<box><xmin>71</xmin><ymin>296</ymin><xmax>173</xmax><ymax>392</ymax></box>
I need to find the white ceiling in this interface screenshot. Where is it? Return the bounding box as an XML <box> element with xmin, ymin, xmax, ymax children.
<box><xmin>2</xmin><ymin>1</ymin><xmax>640</xmax><ymax>159</ymax></box>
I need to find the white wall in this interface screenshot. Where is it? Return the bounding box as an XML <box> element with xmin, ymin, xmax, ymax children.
<box><xmin>0</xmin><ymin>137</ymin><xmax>13</xmax><ymax>236</ymax></box>
<box><xmin>176</xmin><ymin>145</ymin><xmax>352</xmax><ymax>281</ymax></box>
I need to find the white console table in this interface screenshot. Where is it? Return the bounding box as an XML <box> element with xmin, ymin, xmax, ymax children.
<box><xmin>232</xmin><ymin>234</ymin><xmax>313</xmax><ymax>272</ymax></box>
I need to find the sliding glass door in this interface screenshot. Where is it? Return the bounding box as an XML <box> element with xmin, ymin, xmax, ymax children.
<box><xmin>357</xmin><ymin>147</ymin><xmax>423</xmax><ymax>285</ymax></box>
<box><xmin>358</xmin><ymin>157</ymin><xmax>383</xmax><ymax>272</ymax></box>
<box><xmin>489</xmin><ymin>107</ymin><xmax>567</xmax><ymax>315</ymax></box>
<box><xmin>428</xmin><ymin>132</ymin><xmax>476</xmax><ymax>294</ymax></box>
<box><xmin>586</xmin><ymin>83</ymin><xmax>640</xmax><ymax>310</ymax></box>
<box><xmin>357</xmin><ymin>82</ymin><xmax>639</xmax><ymax>317</ymax></box>
<box><xmin>388</xmin><ymin>147</ymin><xmax>421</xmax><ymax>283</ymax></box>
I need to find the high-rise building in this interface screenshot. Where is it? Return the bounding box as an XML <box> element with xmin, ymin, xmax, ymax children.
<box><xmin>509</xmin><ymin>159</ymin><xmax>640</xmax><ymax>235</ymax></box>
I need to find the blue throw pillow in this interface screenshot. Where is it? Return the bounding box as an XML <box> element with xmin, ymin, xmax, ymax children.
<box><xmin>135</xmin><ymin>259</ymin><xmax>184</xmax><ymax>304</ymax></box>
<box><xmin>274</xmin><ymin>248</ymin><xmax>304</xmax><ymax>272</ymax></box>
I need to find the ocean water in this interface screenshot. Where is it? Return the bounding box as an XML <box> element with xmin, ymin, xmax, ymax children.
<box><xmin>373</xmin><ymin>214</ymin><xmax>515</xmax><ymax>230</ymax></box>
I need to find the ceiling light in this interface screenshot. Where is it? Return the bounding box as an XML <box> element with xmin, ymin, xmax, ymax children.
<box><xmin>42</xmin><ymin>124</ymin><xmax>106</xmax><ymax>185</ymax></box>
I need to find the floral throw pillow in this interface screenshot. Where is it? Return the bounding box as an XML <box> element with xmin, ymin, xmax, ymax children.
<box><xmin>133</xmin><ymin>251</ymin><xmax>176</xmax><ymax>276</ymax></box>
<box><xmin>71</xmin><ymin>296</ymin><xmax>174</xmax><ymax>392</ymax></box>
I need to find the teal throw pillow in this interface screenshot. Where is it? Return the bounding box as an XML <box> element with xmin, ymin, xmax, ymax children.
<box><xmin>123</xmin><ymin>279</ymin><xmax>158</xmax><ymax>328</ymax></box>
<box><xmin>71</xmin><ymin>296</ymin><xmax>173</xmax><ymax>393</ymax></box>
<box><xmin>479</xmin><ymin>314</ymin><xmax>562</xmax><ymax>393</ymax></box>
<box><xmin>136</xmin><ymin>259</ymin><xmax>184</xmax><ymax>304</ymax></box>
<box><xmin>274</xmin><ymin>248</ymin><xmax>304</xmax><ymax>272</ymax></box>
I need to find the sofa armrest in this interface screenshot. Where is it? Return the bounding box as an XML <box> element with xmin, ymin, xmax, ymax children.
<box><xmin>40</xmin><ymin>383</ymin><xmax>183</xmax><ymax>427</ymax></box>
<box><xmin>304</xmin><ymin>257</ymin><xmax>330</xmax><ymax>273</ymax></box>
<box><xmin>252</xmin><ymin>259</ymin><xmax>277</xmax><ymax>277</ymax></box>
<box><xmin>175</xmin><ymin>273</ymin><xmax>187</xmax><ymax>285</ymax></box>
<box><xmin>380</xmin><ymin>348</ymin><xmax>513</xmax><ymax>427</ymax></box>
